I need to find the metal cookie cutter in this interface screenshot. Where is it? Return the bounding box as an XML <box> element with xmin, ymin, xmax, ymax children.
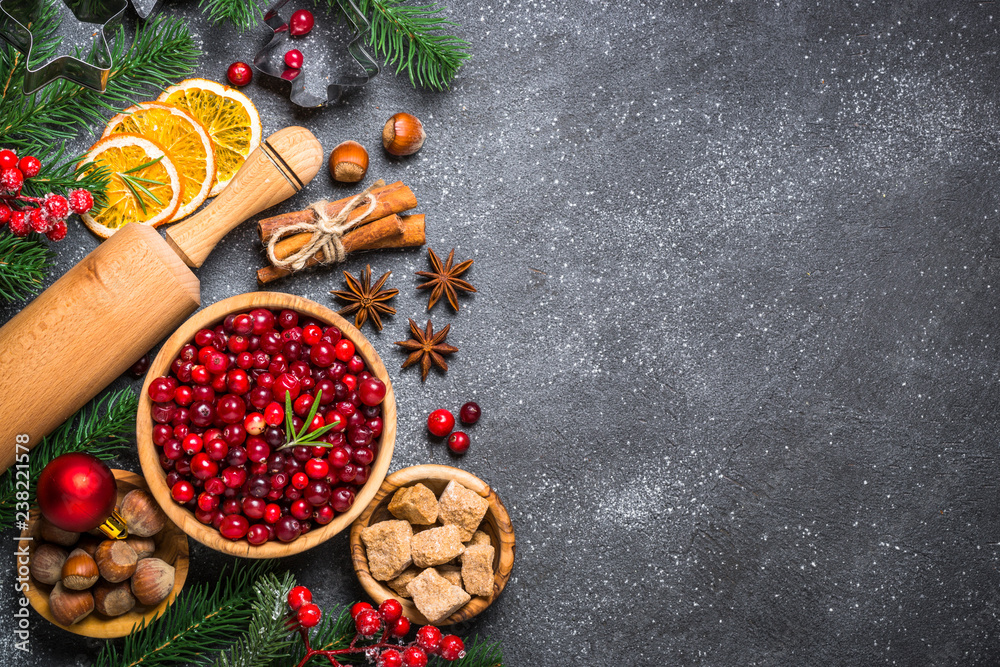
<box><xmin>131</xmin><ymin>0</ymin><xmax>161</xmax><ymax>19</ymax></box>
<box><xmin>0</xmin><ymin>0</ymin><xmax>127</xmax><ymax>94</ymax></box>
<box><xmin>253</xmin><ymin>0</ymin><xmax>380</xmax><ymax>108</ymax></box>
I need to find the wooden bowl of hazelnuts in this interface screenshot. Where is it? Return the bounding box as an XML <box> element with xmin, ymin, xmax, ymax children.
<box><xmin>18</xmin><ymin>469</ymin><xmax>189</xmax><ymax>638</ymax></box>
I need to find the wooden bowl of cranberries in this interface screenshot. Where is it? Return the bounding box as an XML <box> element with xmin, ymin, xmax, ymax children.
<box><xmin>136</xmin><ymin>292</ymin><xmax>396</xmax><ymax>558</ymax></box>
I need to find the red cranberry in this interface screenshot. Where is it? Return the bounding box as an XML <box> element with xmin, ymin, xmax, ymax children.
<box><xmin>247</xmin><ymin>524</ymin><xmax>269</xmax><ymax>545</ymax></box>
<box><xmin>303</xmin><ymin>480</ymin><xmax>331</xmax><ymax>506</ymax></box>
<box><xmin>289</xmin><ymin>8</ymin><xmax>314</xmax><ymax>35</ymax></box>
<box><xmin>192</xmin><ymin>386</ymin><xmax>216</xmax><ymax>404</ymax></box>
<box><xmin>217</xmin><ymin>394</ymin><xmax>246</xmax><ymax>424</ymax></box>
<box><xmin>342</xmin><ymin>375</ymin><xmax>358</xmax><ymax>393</ymax></box>
<box><xmin>328</xmin><ymin>447</ymin><xmax>350</xmax><ymax>469</ymax></box>
<box><xmin>148</xmin><ymin>377</ymin><xmax>176</xmax><ymax>403</ymax></box>
<box><xmin>334</xmin><ymin>339</ymin><xmax>355</xmax><ymax>363</ymax></box>
<box><xmin>219</xmin><ymin>514</ymin><xmax>249</xmax><ymax>540</ymax></box>
<box><xmin>427</xmin><ymin>409</ymin><xmax>455</xmax><ymax>437</ymax></box>
<box><xmin>447</xmin><ymin>431</ymin><xmax>471</xmax><ymax>454</ymax></box>
<box><xmin>293</xmin><ymin>393</ymin><xmax>314</xmax><ymax>417</ymax></box>
<box><xmin>272</xmin><ymin>373</ymin><xmax>301</xmax><ymax>402</ymax></box>
<box><xmin>237</xmin><ymin>351</ymin><xmax>254</xmax><ymax>369</ymax></box>
<box><xmin>222</xmin><ymin>465</ymin><xmax>247</xmax><ymax>488</ymax></box>
<box><xmin>174</xmin><ymin>386</ymin><xmax>194</xmax><ymax>406</ymax></box>
<box><xmin>250</xmin><ymin>308</ymin><xmax>274</xmax><ymax>334</ymax></box>
<box><xmin>264</xmin><ymin>503</ymin><xmax>281</xmax><ymax>524</ymax></box>
<box><xmin>171</xmin><ymin>480</ymin><xmax>195</xmax><ymax>503</ymax></box>
<box><xmin>205</xmin><ymin>438</ymin><xmax>228</xmax><ymax>461</ymax></box>
<box><xmin>250</xmin><ymin>386</ymin><xmax>272</xmax><ymax>410</ymax></box>
<box><xmin>353</xmin><ymin>465</ymin><xmax>370</xmax><ymax>486</ymax></box>
<box><xmin>367</xmin><ymin>417</ymin><xmax>383</xmax><ymax>437</ymax></box>
<box><xmin>314</xmin><ymin>503</ymin><xmax>334</xmax><ymax>524</ymax></box>
<box><xmin>347</xmin><ymin>354</ymin><xmax>365</xmax><ymax>374</ymax></box>
<box><xmin>331</xmin><ymin>486</ymin><xmax>355</xmax><ymax>512</ymax></box>
<box><xmin>227</xmin><ymin>369</ymin><xmax>250</xmax><ymax>394</ymax></box>
<box><xmin>459</xmin><ymin>401</ymin><xmax>481</xmax><ymax>425</ymax></box>
<box><xmin>290</xmin><ymin>498</ymin><xmax>312</xmax><ymax>520</ymax></box>
<box><xmin>228</xmin><ymin>335</ymin><xmax>249</xmax><ymax>353</ymax></box>
<box><xmin>163</xmin><ymin>439</ymin><xmax>184</xmax><ymax>461</ymax></box>
<box><xmin>151</xmin><ymin>402</ymin><xmax>177</xmax><ymax>424</ymax></box>
<box><xmin>152</xmin><ymin>424</ymin><xmax>173</xmax><ymax>446</ymax></box>
<box><xmin>352</xmin><ymin>447</ymin><xmax>374</xmax><ymax>466</ymax></box>
<box><xmin>277</xmin><ymin>309</ymin><xmax>298</xmax><ymax>328</ymax></box>
<box><xmin>244</xmin><ymin>412</ymin><xmax>265</xmax><ymax>435</ymax></box>
<box><xmin>274</xmin><ymin>515</ymin><xmax>301</xmax><ymax>542</ymax></box>
<box><xmin>358</xmin><ymin>377</ymin><xmax>386</xmax><ymax>406</ymax></box>
<box><xmin>197</xmin><ymin>492</ymin><xmax>219</xmax><ymax>512</ymax></box>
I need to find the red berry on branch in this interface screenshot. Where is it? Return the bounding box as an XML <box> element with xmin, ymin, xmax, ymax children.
<box><xmin>401</xmin><ymin>646</ymin><xmax>428</xmax><ymax>667</ymax></box>
<box><xmin>284</xmin><ymin>49</ymin><xmax>304</xmax><ymax>69</ymax></box>
<box><xmin>8</xmin><ymin>211</ymin><xmax>29</xmax><ymax>237</ymax></box>
<box><xmin>68</xmin><ymin>188</ymin><xmax>94</xmax><ymax>214</ymax></box>
<box><xmin>438</xmin><ymin>635</ymin><xmax>466</xmax><ymax>661</ymax></box>
<box><xmin>378</xmin><ymin>598</ymin><xmax>403</xmax><ymax>623</ymax></box>
<box><xmin>446</xmin><ymin>431</ymin><xmax>470</xmax><ymax>454</ymax></box>
<box><xmin>377</xmin><ymin>649</ymin><xmax>403</xmax><ymax>667</ymax></box>
<box><xmin>227</xmin><ymin>61</ymin><xmax>253</xmax><ymax>87</ymax></box>
<box><xmin>296</xmin><ymin>602</ymin><xmax>322</xmax><ymax>628</ymax></box>
<box><xmin>44</xmin><ymin>194</ymin><xmax>69</xmax><ymax>220</ymax></box>
<box><xmin>289</xmin><ymin>9</ymin><xmax>314</xmax><ymax>36</ymax></box>
<box><xmin>415</xmin><ymin>625</ymin><xmax>442</xmax><ymax>652</ymax></box>
<box><xmin>45</xmin><ymin>220</ymin><xmax>67</xmax><ymax>242</ymax></box>
<box><xmin>350</xmin><ymin>601</ymin><xmax>372</xmax><ymax>619</ymax></box>
<box><xmin>287</xmin><ymin>585</ymin><xmax>313</xmax><ymax>610</ymax></box>
<box><xmin>29</xmin><ymin>207</ymin><xmax>50</xmax><ymax>233</ymax></box>
<box><xmin>390</xmin><ymin>615</ymin><xmax>410</xmax><ymax>637</ymax></box>
<box><xmin>427</xmin><ymin>409</ymin><xmax>455</xmax><ymax>437</ymax></box>
<box><xmin>0</xmin><ymin>203</ymin><xmax>11</xmax><ymax>225</ymax></box>
<box><xmin>1</xmin><ymin>168</ymin><xmax>23</xmax><ymax>194</ymax></box>
<box><xmin>0</xmin><ymin>149</ymin><xmax>17</xmax><ymax>170</ymax></box>
<box><xmin>354</xmin><ymin>607</ymin><xmax>381</xmax><ymax>636</ymax></box>
<box><xmin>17</xmin><ymin>155</ymin><xmax>40</xmax><ymax>178</ymax></box>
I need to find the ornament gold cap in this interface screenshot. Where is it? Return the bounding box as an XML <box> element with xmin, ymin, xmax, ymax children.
<box><xmin>97</xmin><ymin>508</ymin><xmax>129</xmax><ymax>539</ymax></box>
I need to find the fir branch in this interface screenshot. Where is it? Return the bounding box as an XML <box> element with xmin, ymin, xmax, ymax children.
<box><xmin>213</xmin><ymin>572</ymin><xmax>296</xmax><ymax>667</ymax></box>
<box><xmin>199</xmin><ymin>0</ymin><xmax>265</xmax><ymax>32</ymax></box>
<box><xmin>0</xmin><ymin>388</ymin><xmax>137</xmax><ymax>531</ymax></box>
<box><xmin>430</xmin><ymin>637</ymin><xmax>504</xmax><ymax>667</ymax></box>
<box><xmin>351</xmin><ymin>0</ymin><xmax>470</xmax><ymax>90</ymax></box>
<box><xmin>275</xmin><ymin>607</ymin><xmax>355</xmax><ymax>666</ymax></box>
<box><xmin>95</xmin><ymin>561</ymin><xmax>276</xmax><ymax>667</ymax></box>
<box><xmin>0</xmin><ymin>233</ymin><xmax>52</xmax><ymax>302</ymax></box>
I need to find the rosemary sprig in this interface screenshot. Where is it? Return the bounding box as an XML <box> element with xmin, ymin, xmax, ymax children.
<box><xmin>277</xmin><ymin>389</ymin><xmax>339</xmax><ymax>450</ymax></box>
<box><xmin>117</xmin><ymin>156</ymin><xmax>165</xmax><ymax>215</ymax></box>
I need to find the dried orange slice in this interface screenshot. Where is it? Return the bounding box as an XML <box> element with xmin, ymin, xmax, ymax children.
<box><xmin>78</xmin><ymin>134</ymin><xmax>183</xmax><ymax>239</ymax></box>
<box><xmin>103</xmin><ymin>101</ymin><xmax>216</xmax><ymax>222</ymax></box>
<box><xmin>157</xmin><ymin>78</ymin><xmax>262</xmax><ymax>197</ymax></box>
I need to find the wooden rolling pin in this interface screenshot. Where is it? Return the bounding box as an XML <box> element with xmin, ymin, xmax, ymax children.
<box><xmin>0</xmin><ymin>126</ymin><xmax>323</xmax><ymax>473</ymax></box>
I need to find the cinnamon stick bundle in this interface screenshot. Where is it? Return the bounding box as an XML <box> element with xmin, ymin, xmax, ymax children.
<box><xmin>257</xmin><ymin>214</ymin><xmax>426</xmax><ymax>286</ymax></box>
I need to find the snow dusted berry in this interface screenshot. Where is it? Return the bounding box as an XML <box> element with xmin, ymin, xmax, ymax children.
<box><xmin>1</xmin><ymin>168</ymin><xmax>23</xmax><ymax>194</ymax></box>
<box><xmin>401</xmin><ymin>647</ymin><xmax>427</xmax><ymax>667</ymax></box>
<box><xmin>68</xmin><ymin>188</ymin><xmax>94</xmax><ymax>214</ymax></box>
<box><xmin>45</xmin><ymin>220</ymin><xmax>67</xmax><ymax>241</ymax></box>
<box><xmin>18</xmin><ymin>155</ymin><xmax>40</xmax><ymax>178</ymax></box>
<box><xmin>0</xmin><ymin>149</ymin><xmax>16</xmax><ymax>170</ymax></box>
<box><xmin>44</xmin><ymin>194</ymin><xmax>69</xmax><ymax>220</ymax></box>
<box><xmin>8</xmin><ymin>211</ymin><xmax>29</xmax><ymax>237</ymax></box>
<box><xmin>438</xmin><ymin>635</ymin><xmax>465</xmax><ymax>661</ymax></box>
<box><xmin>354</xmin><ymin>607</ymin><xmax>381</xmax><ymax>636</ymax></box>
<box><xmin>28</xmin><ymin>207</ymin><xmax>50</xmax><ymax>233</ymax></box>
<box><xmin>0</xmin><ymin>204</ymin><xmax>10</xmax><ymax>225</ymax></box>
<box><xmin>415</xmin><ymin>625</ymin><xmax>442</xmax><ymax>652</ymax></box>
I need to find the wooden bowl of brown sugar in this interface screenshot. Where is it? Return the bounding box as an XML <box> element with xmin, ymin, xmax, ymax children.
<box><xmin>349</xmin><ymin>464</ymin><xmax>515</xmax><ymax>625</ymax></box>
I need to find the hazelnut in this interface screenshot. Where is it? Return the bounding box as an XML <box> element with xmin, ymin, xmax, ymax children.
<box><xmin>382</xmin><ymin>113</ymin><xmax>425</xmax><ymax>156</ymax></box>
<box><xmin>329</xmin><ymin>140</ymin><xmax>369</xmax><ymax>183</ymax></box>
<box><xmin>30</xmin><ymin>544</ymin><xmax>68</xmax><ymax>585</ymax></box>
<box><xmin>93</xmin><ymin>579</ymin><xmax>136</xmax><ymax>617</ymax></box>
<box><xmin>120</xmin><ymin>489</ymin><xmax>166</xmax><ymax>537</ymax></box>
<box><xmin>126</xmin><ymin>535</ymin><xmax>156</xmax><ymax>560</ymax></box>
<box><xmin>95</xmin><ymin>540</ymin><xmax>138</xmax><ymax>583</ymax></box>
<box><xmin>61</xmin><ymin>548</ymin><xmax>99</xmax><ymax>590</ymax></box>
<box><xmin>39</xmin><ymin>518</ymin><xmax>79</xmax><ymax>547</ymax></box>
<box><xmin>49</xmin><ymin>582</ymin><xmax>94</xmax><ymax>626</ymax></box>
<box><xmin>130</xmin><ymin>557</ymin><xmax>175</xmax><ymax>606</ymax></box>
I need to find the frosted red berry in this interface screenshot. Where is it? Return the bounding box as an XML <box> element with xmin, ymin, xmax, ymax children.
<box><xmin>0</xmin><ymin>150</ymin><xmax>16</xmax><ymax>170</ymax></box>
<box><xmin>390</xmin><ymin>615</ymin><xmax>410</xmax><ymax>637</ymax></box>
<box><xmin>44</xmin><ymin>220</ymin><xmax>67</xmax><ymax>241</ymax></box>
<box><xmin>438</xmin><ymin>635</ymin><xmax>465</xmax><ymax>661</ymax></box>
<box><xmin>377</xmin><ymin>649</ymin><xmax>403</xmax><ymax>667</ymax></box>
<box><xmin>8</xmin><ymin>211</ymin><xmax>29</xmax><ymax>237</ymax></box>
<box><xmin>415</xmin><ymin>625</ymin><xmax>442</xmax><ymax>652</ymax></box>
<box><xmin>1</xmin><ymin>168</ymin><xmax>23</xmax><ymax>193</ymax></box>
<box><xmin>427</xmin><ymin>409</ymin><xmax>455</xmax><ymax>437</ymax></box>
<box><xmin>68</xmin><ymin>188</ymin><xmax>94</xmax><ymax>214</ymax></box>
<box><xmin>401</xmin><ymin>647</ymin><xmax>428</xmax><ymax>667</ymax></box>
<box><xmin>296</xmin><ymin>602</ymin><xmax>322</xmax><ymax>628</ymax></box>
<box><xmin>287</xmin><ymin>585</ymin><xmax>312</xmax><ymax>610</ymax></box>
<box><xmin>446</xmin><ymin>431</ymin><xmax>470</xmax><ymax>454</ymax></box>
<box><xmin>459</xmin><ymin>401</ymin><xmax>481</xmax><ymax>425</ymax></box>
<box><xmin>378</xmin><ymin>598</ymin><xmax>403</xmax><ymax>623</ymax></box>
<box><xmin>28</xmin><ymin>208</ymin><xmax>49</xmax><ymax>233</ymax></box>
<box><xmin>17</xmin><ymin>155</ymin><xmax>40</xmax><ymax>178</ymax></box>
<box><xmin>0</xmin><ymin>203</ymin><xmax>10</xmax><ymax>224</ymax></box>
<box><xmin>285</xmin><ymin>49</ymin><xmax>303</xmax><ymax>69</ymax></box>
<box><xmin>227</xmin><ymin>61</ymin><xmax>252</xmax><ymax>87</ymax></box>
<box><xmin>350</xmin><ymin>601</ymin><xmax>372</xmax><ymax>619</ymax></box>
<box><xmin>354</xmin><ymin>608</ymin><xmax>381</xmax><ymax>636</ymax></box>
<box><xmin>289</xmin><ymin>9</ymin><xmax>314</xmax><ymax>36</ymax></box>
<box><xmin>44</xmin><ymin>194</ymin><xmax>69</xmax><ymax>220</ymax></box>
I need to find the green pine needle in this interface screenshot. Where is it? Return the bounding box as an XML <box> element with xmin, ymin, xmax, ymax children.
<box><xmin>0</xmin><ymin>233</ymin><xmax>53</xmax><ymax>302</ymax></box>
<box><xmin>199</xmin><ymin>0</ymin><xmax>265</xmax><ymax>31</ymax></box>
<box><xmin>212</xmin><ymin>572</ymin><xmax>296</xmax><ymax>667</ymax></box>
<box><xmin>0</xmin><ymin>388</ymin><xmax>137</xmax><ymax>531</ymax></box>
<box><xmin>94</xmin><ymin>561</ymin><xmax>276</xmax><ymax>667</ymax></box>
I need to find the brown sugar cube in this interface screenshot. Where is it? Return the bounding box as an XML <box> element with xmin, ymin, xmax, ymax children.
<box><xmin>438</xmin><ymin>565</ymin><xmax>463</xmax><ymax>588</ymax></box>
<box><xmin>406</xmin><ymin>568</ymin><xmax>471</xmax><ymax>624</ymax></box>
<box><xmin>461</xmin><ymin>544</ymin><xmax>495</xmax><ymax>597</ymax></box>
<box><xmin>388</xmin><ymin>568</ymin><xmax>421</xmax><ymax>599</ymax></box>
<box><xmin>410</xmin><ymin>525</ymin><xmax>465</xmax><ymax>568</ymax></box>
<box><xmin>437</xmin><ymin>481</ymin><xmax>489</xmax><ymax>541</ymax></box>
<box><xmin>360</xmin><ymin>520</ymin><xmax>413</xmax><ymax>581</ymax></box>
<box><xmin>465</xmin><ymin>530</ymin><xmax>491</xmax><ymax>548</ymax></box>
<box><xmin>388</xmin><ymin>484</ymin><xmax>438</xmax><ymax>525</ymax></box>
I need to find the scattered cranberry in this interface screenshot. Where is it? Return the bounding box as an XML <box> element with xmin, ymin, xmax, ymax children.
<box><xmin>447</xmin><ymin>431</ymin><xmax>470</xmax><ymax>455</ymax></box>
<box><xmin>130</xmin><ymin>353</ymin><xmax>151</xmax><ymax>377</ymax></box>
<box><xmin>284</xmin><ymin>49</ymin><xmax>304</xmax><ymax>69</ymax></box>
<box><xmin>289</xmin><ymin>8</ymin><xmax>314</xmax><ymax>35</ymax></box>
<box><xmin>427</xmin><ymin>409</ymin><xmax>455</xmax><ymax>437</ymax></box>
<box><xmin>438</xmin><ymin>635</ymin><xmax>466</xmax><ymax>661</ymax></box>
<box><xmin>459</xmin><ymin>401</ymin><xmax>481</xmax><ymax>425</ymax></box>
<box><xmin>227</xmin><ymin>61</ymin><xmax>252</xmax><ymax>87</ymax></box>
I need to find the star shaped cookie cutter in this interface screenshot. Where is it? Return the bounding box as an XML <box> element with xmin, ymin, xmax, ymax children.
<box><xmin>253</xmin><ymin>0</ymin><xmax>380</xmax><ymax>108</ymax></box>
<box><xmin>0</xmin><ymin>0</ymin><xmax>126</xmax><ymax>94</ymax></box>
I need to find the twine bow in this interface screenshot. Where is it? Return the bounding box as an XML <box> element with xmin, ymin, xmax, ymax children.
<box><xmin>266</xmin><ymin>179</ymin><xmax>384</xmax><ymax>272</ymax></box>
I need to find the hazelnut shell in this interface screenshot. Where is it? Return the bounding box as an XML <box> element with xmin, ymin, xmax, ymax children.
<box><xmin>382</xmin><ymin>113</ymin><xmax>426</xmax><ymax>156</ymax></box>
<box><xmin>329</xmin><ymin>140</ymin><xmax>369</xmax><ymax>183</ymax></box>
<box><xmin>39</xmin><ymin>518</ymin><xmax>79</xmax><ymax>547</ymax></box>
<box><xmin>95</xmin><ymin>540</ymin><xmax>138</xmax><ymax>583</ymax></box>
<box><xmin>93</xmin><ymin>579</ymin><xmax>137</xmax><ymax>617</ymax></box>
<box><xmin>131</xmin><ymin>557</ymin><xmax>175</xmax><ymax>606</ymax></box>
<box><xmin>126</xmin><ymin>535</ymin><xmax>156</xmax><ymax>560</ymax></box>
<box><xmin>30</xmin><ymin>544</ymin><xmax>68</xmax><ymax>585</ymax></box>
<box><xmin>61</xmin><ymin>548</ymin><xmax>99</xmax><ymax>590</ymax></box>
<box><xmin>49</xmin><ymin>582</ymin><xmax>94</xmax><ymax>626</ymax></box>
<box><xmin>120</xmin><ymin>489</ymin><xmax>167</xmax><ymax>537</ymax></box>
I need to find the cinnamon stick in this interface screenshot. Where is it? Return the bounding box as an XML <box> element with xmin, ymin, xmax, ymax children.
<box><xmin>257</xmin><ymin>214</ymin><xmax>426</xmax><ymax>286</ymax></box>
<box><xmin>258</xmin><ymin>181</ymin><xmax>416</xmax><ymax>252</ymax></box>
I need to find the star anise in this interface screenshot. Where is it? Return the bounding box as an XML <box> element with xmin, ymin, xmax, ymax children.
<box><xmin>394</xmin><ymin>319</ymin><xmax>458</xmax><ymax>381</ymax></box>
<box><xmin>331</xmin><ymin>265</ymin><xmax>399</xmax><ymax>331</ymax></box>
<box><xmin>416</xmin><ymin>247</ymin><xmax>477</xmax><ymax>312</ymax></box>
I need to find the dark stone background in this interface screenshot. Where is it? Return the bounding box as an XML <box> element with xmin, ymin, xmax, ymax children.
<box><xmin>2</xmin><ymin>0</ymin><xmax>1000</xmax><ymax>664</ymax></box>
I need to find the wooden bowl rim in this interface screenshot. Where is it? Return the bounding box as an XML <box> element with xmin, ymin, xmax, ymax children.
<box><xmin>20</xmin><ymin>469</ymin><xmax>190</xmax><ymax>638</ymax></box>
<box><xmin>136</xmin><ymin>291</ymin><xmax>397</xmax><ymax>558</ymax></box>
<box><xmin>349</xmin><ymin>464</ymin><xmax>515</xmax><ymax>626</ymax></box>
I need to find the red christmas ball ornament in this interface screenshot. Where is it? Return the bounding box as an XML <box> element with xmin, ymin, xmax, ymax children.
<box><xmin>289</xmin><ymin>9</ymin><xmax>315</xmax><ymax>36</ymax></box>
<box><xmin>227</xmin><ymin>61</ymin><xmax>253</xmax><ymax>87</ymax></box>
<box><xmin>36</xmin><ymin>452</ymin><xmax>126</xmax><ymax>537</ymax></box>
<box><xmin>284</xmin><ymin>49</ymin><xmax>304</xmax><ymax>70</ymax></box>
